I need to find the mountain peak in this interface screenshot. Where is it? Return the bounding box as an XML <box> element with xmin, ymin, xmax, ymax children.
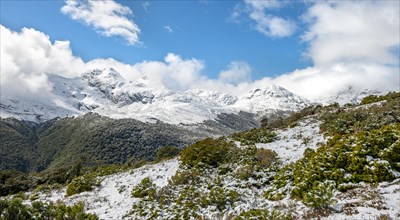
<box><xmin>1</xmin><ymin>70</ymin><xmax>312</xmax><ymax>124</ymax></box>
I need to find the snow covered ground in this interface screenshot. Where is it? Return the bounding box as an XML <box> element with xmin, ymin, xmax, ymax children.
<box><xmin>15</xmin><ymin>117</ymin><xmax>399</xmax><ymax>219</ymax></box>
<box><xmin>256</xmin><ymin>117</ymin><xmax>326</xmax><ymax>164</ymax></box>
<box><xmin>325</xmin><ymin>180</ymin><xmax>400</xmax><ymax>220</ymax></box>
<box><xmin>34</xmin><ymin>159</ymin><xmax>179</xmax><ymax>219</ymax></box>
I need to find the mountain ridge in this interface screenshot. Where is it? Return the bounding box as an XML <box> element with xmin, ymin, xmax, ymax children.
<box><xmin>1</xmin><ymin>68</ymin><xmax>310</xmax><ymax>124</ymax></box>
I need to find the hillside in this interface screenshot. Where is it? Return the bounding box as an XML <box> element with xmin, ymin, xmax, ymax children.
<box><xmin>1</xmin><ymin>92</ymin><xmax>399</xmax><ymax>219</ymax></box>
<box><xmin>0</xmin><ymin>113</ymin><xmax>205</xmax><ymax>173</ymax></box>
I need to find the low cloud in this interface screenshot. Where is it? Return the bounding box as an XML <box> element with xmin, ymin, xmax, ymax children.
<box><xmin>218</xmin><ymin>61</ymin><xmax>251</xmax><ymax>85</ymax></box>
<box><xmin>61</xmin><ymin>0</ymin><xmax>141</xmax><ymax>45</ymax></box>
<box><xmin>274</xmin><ymin>63</ymin><xmax>399</xmax><ymax>100</ymax></box>
<box><xmin>280</xmin><ymin>1</ymin><xmax>400</xmax><ymax>99</ymax></box>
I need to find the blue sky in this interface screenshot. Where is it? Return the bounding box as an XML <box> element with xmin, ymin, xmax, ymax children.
<box><xmin>1</xmin><ymin>1</ymin><xmax>399</xmax><ymax>100</ymax></box>
<box><xmin>1</xmin><ymin>0</ymin><xmax>310</xmax><ymax>79</ymax></box>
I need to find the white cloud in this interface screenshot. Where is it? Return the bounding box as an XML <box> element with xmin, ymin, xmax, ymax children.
<box><xmin>0</xmin><ymin>25</ymin><xmax>204</xmax><ymax>97</ymax></box>
<box><xmin>302</xmin><ymin>1</ymin><xmax>400</xmax><ymax>66</ymax></box>
<box><xmin>61</xmin><ymin>0</ymin><xmax>141</xmax><ymax>45</ymax></box>
<box><xmin>218</xmin><ymin>61</ymin><xmax>251</xmax><ymax>85</ymax></box>
<box><xmin>274</xmin><ymin>63</ymin><xmax>399</xmax><ymax>100</ymax></box>
<box><xmin>231</xmin><ymin>0</ymin><xmax>296</xmax><ymax>37</ymax></box>
<box><xmin>130</xmin><ymin>53</ymin><xmax>204</xmax><ymax>90</ymax></box>
<box><xmin>2</xmin><ymin>0</ymin><xmax>399</xmax><ymax>106</ymax></box>
<box><xmin>164</xmin><ymin>25</ymin><xmax>173</xmax><ymax>33</ymax></box>
<box><xmin>0</xmin><ymin>25</ymin><xmax>86</xmax><ymax>98</ymax></box>
<box><xmin>271</xmin><ymin>1</ymin><xmax>399</xmax><ymax>100</ymax></box>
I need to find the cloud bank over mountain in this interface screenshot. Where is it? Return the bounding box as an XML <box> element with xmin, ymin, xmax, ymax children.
<box><xmin>1</xmin><ymin>1</ymin><xmax>399</xmax><ymax>101</ymax></box>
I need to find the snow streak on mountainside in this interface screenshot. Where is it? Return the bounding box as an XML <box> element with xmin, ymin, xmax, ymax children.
<box><xmin>0</xmin><ymin>68</ymin><xmax>310</xmax><ymax>124</ymax></box>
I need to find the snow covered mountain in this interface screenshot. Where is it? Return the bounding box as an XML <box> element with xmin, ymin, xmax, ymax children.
<box><xmin>0</xmin><ymin>68</ymin><xmax>311</xmax><ymax>124</ymax></box>
<box><xmin>317</xmin><ymin>85</ymin><xmax>392</xmax><ymax>105</ymax></box>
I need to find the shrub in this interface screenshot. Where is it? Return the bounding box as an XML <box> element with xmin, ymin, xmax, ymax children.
<box><xmin>180</xmin><ymin>138</ymin><xmax>238</xmax><ymax>168</ymax></box>
<box><xmin>234</xmin><ymin>209</ymin><xmax>293</xmax><ymax>220</ymax></box>
<box><xmin>254</xmin><ymin>149</ymin><xmax>278</xmax><ymax>168</ymax></box>
<box><xmin>200</xmin><ymin>187</ymin><xmax>239</xmax><ymax>211</ymax></box>
<box><xmin>360</xmin><ymin>92</ymin><xmax>400</xmax><ymax>105</ymax></box>
<box><xmin>267</xmin><ymin>124</ymin><xmax>400</xmax><ymax>208</ymax></box>
<box><xmin>66</xmin><ymin>174</ymin><xmax>97</xmax><ymax>196</ymax></box>
<box><xmin>126</xmin><ymin>158</ymin><xmax>148</xmax><ymax>169</ymax></box>
<box><xmin>131</xmin><ymin>177</ymin><xmax>157</xmax><ymax>199</ymax></box>
<box><xmin>155</xmin><ymin>146</ymin><xmax>180</xmax><ymax>162</ymax></box>
<box><xmin>302</xmin><ymin>181</ymin><xmax>335</xmax><ymax>210</ymax></box>
<box><xmin>0</xmin><ymin>198</ymin><xmax>98</xmax><ymax>219</ymax></box>
<box><xmin>235</xmin><ymin>165</ymin><xmax>254</xmax><ymax>180</ymax></box>
<box><xmin>231</xmin><ymin>128</ymin><xmax>277</xmax><ymax>145</ymax></box>
<box><xmin>170</xmin><ymin>169</ymin><xmax>200</xmax><ymax>185</ymax></box>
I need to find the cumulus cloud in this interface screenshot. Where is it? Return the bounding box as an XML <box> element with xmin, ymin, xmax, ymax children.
<box><xmin>0</xmin><ymin>25</ymin><xmax>86</xmax><ymax>98</ymax></box>
<box><xmin>231</xmin><ymin>0</ymin><xmax>296</xmax><ymax>37</ymax></box>
<box><xmin>61</xmin><ymin>0</ymin><xmax>141</xmax><ymax>45</ymax></box>
<box><xmin>130</xmin><ymin>53</ymin><xmax>204</xmax><ymax>90</ymax></box>
<box><xmin>302</xmin><ymin>1</ymin><xmax>400</xmax><ymax>66</ymax></box>
<box><xmin>1</xmin><ymin>0</ymin><xmax>399</xmax><ymax>104</ymax></box>
<box><xmin>218</xmin><ymin>61</ymin><xmax>251</xmax><ymax>85</ymax></box>
<box><xmin>0</xmin><ymin>25</ymin><xmax>204</xmax><ymax>97</ymax></box>
<box><xmin>273</xmin><ymin>1</ymin><xmax>400</xmax><ymax>99</ymax></box>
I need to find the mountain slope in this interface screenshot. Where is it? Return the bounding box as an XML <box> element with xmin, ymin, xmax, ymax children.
<box><xmin>0</xmin><ymin>68</ymin><xmax>310</xmax><ymax>124</ymax></box>
<box><xmin>5</xmin><ymin>92</ymin><xmax>399</xmax><ymax>220</ymax></box>
<box><xmin>0</xmin><ymin>113</ymin><xmax>206</xmax><ymax>172</ymax></box>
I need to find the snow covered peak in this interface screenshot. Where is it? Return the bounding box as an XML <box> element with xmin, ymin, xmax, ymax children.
<box><xmin>317</xmin><ymin>86</ymin><xmax>390</xmax><ymax>105</ymax></box>
<box><xmin>81</xmin><ymin>68</ymin><xmax>125</xmax><ymax>88</ymax></box>
<box><xmin>236</xmin><ymin>84</ymin><xmax>310</xmax><ymax>114</ymax></box>
<box><xmin>187</xmin><ymin>89</ymin><xmax>238</xmax><ymax>106</ymax></box>
<box><xmin>241</xmin><ymin>84</ymin><xmax>296</xmax><ymax>100</ymax></box>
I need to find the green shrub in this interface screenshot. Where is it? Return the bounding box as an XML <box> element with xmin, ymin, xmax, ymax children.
<box><xmin>234</xmin><ymin>209</ymin><xmax>293</xmax><ymax>220</ymax></box>
<box><xmin>66</xmin><ymin>174</ymin><xmax>97</xmax><ymax>196</ymax></box>
<box><xmin>360</xmin><ymin>92</ymin><xmax>400</xmax><ymax>105</ymax></box>
<box><xmin>180</xmin><ymin>138</ymin><xmax>238</xmax><ymax>168</ymax></box>
<box><xmin>254</xmin><ymin>149</ymin><xmax>278</xmax><ymax>168</ymax></box>
<box><xmin>200</xmin><ymin>187</ymin><xmax>239</xmax><ymax>211</ymax></box>
<box><xmin>126</xmin><ymin>158</ymin><xmax>148</xmax><ymax>169</ymax></box>
<box><xmin>231</xmin><ymin>128</ymin><xmax>277</xmax><ymax>145</ymax></box>
<box><xmin>170</xmin><ymin>169</ymin><xmax>200</xmax><ymax>185</ymax></box>
<box><xmin>267</xmin><ymin>124</ymin><xmax>400</xmax><ymax>208</ymax></box>
<box><xmin>235</xmin><ymin>165</ymin><xmax>254</xmax><ymax>180</ymax></box>
<box><xmin>155</xmin><ymin>146</ymin><xmax>180</xmax><ymax>162</ymax></box>
<box><xmin>302</xmin><ymin>181</ymin><xmax>335</xmax><ymax>210</ymax></box>
<box><xmin>131</xmin><ymin>177</ymin><xmax>157</xmax><ymax>199</ymax></box>
<box><xmin>0</xmin><ymin>198</ymin><xmax>97</xmax><ymax>220</ymax></box>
